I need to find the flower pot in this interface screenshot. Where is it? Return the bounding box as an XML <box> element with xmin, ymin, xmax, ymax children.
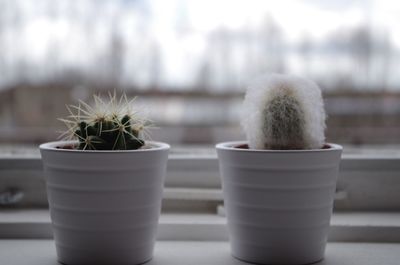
<box><xmin>216</xmin><ymin>141</ymin><xmax>342</xmax><ymax>265</ymax></box>
<box><xmin>40</xmin><ymin>141</ymin><xmax>170</xmax><ymax>265</ymax></box>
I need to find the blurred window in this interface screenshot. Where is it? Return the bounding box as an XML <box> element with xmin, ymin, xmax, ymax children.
<box><xmin>0</xmin><ymin>0</ymin><xmax>399</xmax><ymax>147</ymax></box>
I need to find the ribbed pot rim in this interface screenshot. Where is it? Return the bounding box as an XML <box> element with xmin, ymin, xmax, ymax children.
<box><xmin>216</xmin><ymin>141</ymin><xmax>342</xmax><ymax>153</ymax></box>
<box><xmin>40</xmin><ymin>140</ymin><xmax>170</xmax><ymax>153</ymax></box>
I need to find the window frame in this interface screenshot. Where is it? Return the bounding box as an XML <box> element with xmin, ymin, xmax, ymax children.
<box><xmin>0</xmin><ymin>152</ymin><xmax>400</xmax><ymax>211</ymax></box>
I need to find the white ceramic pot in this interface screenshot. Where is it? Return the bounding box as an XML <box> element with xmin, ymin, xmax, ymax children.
<box><xmin>216</xmin><ymin>141</ymin><xmax>342</xmax><ymax>265</ymax></box>
<box><xmin>40</xmin><ymin>141</ymin><xmax>170</xmax><ymax>265</ymax></box>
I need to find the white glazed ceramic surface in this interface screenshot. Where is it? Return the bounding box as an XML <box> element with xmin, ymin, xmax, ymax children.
<box><xmin>40</xmin><ymin>141</ymin><xmax>170</xmax><ymax>265</ymax></box>
<box><xmin>216</xmin><ymin>141</ymin><xmax>342</xmax><ymax>265</ymax></box>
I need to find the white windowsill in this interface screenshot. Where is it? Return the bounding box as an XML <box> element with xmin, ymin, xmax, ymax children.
<box><xmin>1</xmin><ymin>209</ymin><xmax>400</xmax><ymax>242</ymax></box>
<box><xmin>1</xmin><ymin>146</ymin><xmax>400</xmax><ymax>264</ymax></box>
<box><xmin>0</xmin><ymin>240</ymin><xmax>399</xmax><ymax>265</ymax></box>
<box><xmin>1</xmin><ymin>210</ymin><xmax>400</xmax><ymax>265</ymax></box>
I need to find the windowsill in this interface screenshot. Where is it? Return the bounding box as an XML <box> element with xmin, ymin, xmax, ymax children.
<box><xmin>0</xmin><ymin>240</ymin><xmax>399</xmax><ymax>265</ymax></box>
<box><xmin>1</xmin><ymin>209</ymin><xmax>400</xmax><ymax>242</ymax></box>
<box><xmin>1</xmin><ymin>210</ymin><xmax>400</xmax><ymax>265</ymax></box>
<box><xmin>1</xmin><ymin>147</ymin><xmax>400</xmax><ymax>264</ymax></box>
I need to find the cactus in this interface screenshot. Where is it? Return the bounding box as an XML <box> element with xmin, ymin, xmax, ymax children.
<box><xmin>59</xmin><ymin>93</ymin><xmax>150</xmax><ymax>150</ymax></box>
<box><xmin>242</xmin><ymin>74</ymin><xmax>326</xmax><ymax>150</ymax></box>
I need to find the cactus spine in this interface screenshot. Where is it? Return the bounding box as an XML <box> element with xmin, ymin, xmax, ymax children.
<box><xmin>60</xmin><ymin>93</ymin><xmax>149</xmax><ymax>150</ymax></box>
<box><xmin>242</xmin><ymin>74</ymin><xmax>326</xmax><ymax>150</ymax></box>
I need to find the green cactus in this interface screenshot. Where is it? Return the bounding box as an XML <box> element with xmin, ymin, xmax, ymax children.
<box><xmin>59</xmin><ymin>93</ymin><xmax>149</xmax><ymax>150</ymax></box>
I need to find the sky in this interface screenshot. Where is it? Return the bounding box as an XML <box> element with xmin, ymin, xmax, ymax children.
<box><xmin>1</xmin><ymin>0</ymin><xmax>400</xmax><ymax>91</ymax></box>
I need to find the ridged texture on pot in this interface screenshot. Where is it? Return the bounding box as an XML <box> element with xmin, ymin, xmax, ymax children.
<box><xmin>40</xmin><ymin>141</ymin><xmax>169</xmax><ymax>265</ymax></box>
<box><xmin>216</xmin><ymin>142</ymin><xmax>342</xmax><ymax>265</ymax></box>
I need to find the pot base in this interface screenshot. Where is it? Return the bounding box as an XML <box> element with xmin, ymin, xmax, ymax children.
<box><xmin>232</xmin><ymin>254</ymin><xmax>323</xmax><ymax>265</ymax></box>
<box><xmin>57</xmin><ymin>246</ymin><xmax>153</xmax><ymax>265</ymax></box>
<box><xmin>231</xmin><ymin>242</ymin><xmax>325</xmax><ymax>265</ymax></box>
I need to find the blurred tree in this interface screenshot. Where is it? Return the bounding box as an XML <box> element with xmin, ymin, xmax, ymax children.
<box><xmin>349</xmin><ymin>26</ymin><xmax>372</xmax><ymax>89</ymax></box>
<box><xmin>109</xmin><ymin>25</ymin><xmax>124</xmax><ymax>87</ymax></box>
<box><xmin>196</xmin><ymin>60</ymin><xmax>212</xmax><ymax>91</ymax></box>
<box><xmin>259</xmin><ymin>15</ymin><xmax>285</xmax><ymax>73</ymax></box>
<box><xmin>149</xmin><ymin>42</ymin><xmax>162</xmax><ymax>90</ymax></box>
<box><xmin>299</xmin><ymin>33</ymin><xmax>313</xmax><ymax>76</ymax></box>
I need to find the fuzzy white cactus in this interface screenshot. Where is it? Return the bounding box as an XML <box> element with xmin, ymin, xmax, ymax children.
<box><xmin>242</xmin><ymin>74</ymin><xmax>326</xmax><ymax>150</ymax></box>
